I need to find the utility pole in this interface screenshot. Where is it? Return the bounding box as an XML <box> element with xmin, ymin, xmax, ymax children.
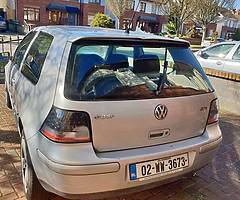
<box><xmin>79</xmin><ymin>0</ymin><xmax>82</xmax><ymax>26</ymax></box>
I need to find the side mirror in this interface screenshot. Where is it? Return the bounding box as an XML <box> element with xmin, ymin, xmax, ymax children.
<box><xmin>198</xmin><ymin>51</ymin><xmax>209</xmax><ymax>59</ymax></box>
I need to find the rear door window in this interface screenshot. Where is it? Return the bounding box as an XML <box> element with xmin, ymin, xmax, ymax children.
<box><xmin>13</xmin><ymin>31</ymin><xmax>36</xmax><ymax>69</ymax></box>
<box><xmin>21</xmin><ymin>31</ymin><xmax>53</xmax><ymax>84</ymax></box>
<box><xmin>232</xmin><ymin>46</ymin><xmax>240</xmax><ymax>60</ymax></box>
<box><xmin>64</xmin><ymin>40</ymin><xmax>213</xmax><ymax>101</ymax></box>
<box><xmin>203</xmin><ymin>44</ymin><xmax>235</xmax><ymax>58</ymax></box>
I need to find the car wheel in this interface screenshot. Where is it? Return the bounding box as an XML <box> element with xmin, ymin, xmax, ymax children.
<box><xmin>21</xmin><ymin>133</ymin><xmax>51</xmax><ymax>200</ymax></box>
<box><xmin>5</xmin><ymin>88</ymin><xmax>12</xmax><ymax>109</ymax></box>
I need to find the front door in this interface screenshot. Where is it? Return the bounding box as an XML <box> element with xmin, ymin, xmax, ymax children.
<box><xmin>198</xmin><ymin>43</ymin><xmax>235</xmax><ymax>72</ymax></box>
<box><xmin>68</xmin><ymin>13</ymin><xmax>77</xmax><ymax>25</ymax></box>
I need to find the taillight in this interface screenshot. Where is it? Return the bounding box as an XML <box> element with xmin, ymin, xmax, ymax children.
<box><xmin>40</xmin><ymin>107</ymin><xmax>92</xmax><ymax>143</ymax></box>
<box><xmin>207</xmin><ymin>99</ymin><xmax>219</xmax><ymax>125</ymax></box>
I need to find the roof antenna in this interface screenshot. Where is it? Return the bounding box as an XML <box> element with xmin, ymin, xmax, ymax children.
<box><xmin>125</xmin><ymin>1</ymin><xmax>141</xmax><ymax>34</ymax></box>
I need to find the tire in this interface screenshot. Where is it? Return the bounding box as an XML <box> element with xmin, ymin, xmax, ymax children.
<box><xmin>5</xmin><ymin>89</ymin><xmax>12</xmax><ymax>109</ymax></box>
<box><xmin>21</xmin><ymin>133</ymin><xmax>51</xmax><ymax>200</ymax></box>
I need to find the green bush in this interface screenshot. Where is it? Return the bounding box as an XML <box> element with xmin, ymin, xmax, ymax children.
<box><xmin>233</xmin><ymin>29</ymin><xmax>240</xmax><ymax>41</ymax></box>
<box><xmin>91</xmin><ymin>13</ymin><xmax>114</xmax><ymax>28</ymax></box>
<box><xmin>166</xmin><ymin>21</ymin><xmax>177</xmax><ymax>36</ymax></box>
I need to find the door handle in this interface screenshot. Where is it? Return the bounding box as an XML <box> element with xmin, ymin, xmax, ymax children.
<box><xmin>216</xmin><ymin>61</ymin><xmax>223</xmax><ymax>65</ymax></box>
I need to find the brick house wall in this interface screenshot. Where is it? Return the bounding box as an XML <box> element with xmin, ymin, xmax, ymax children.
<box><xmin>17</xmin><ymin>0</ymin><xmax>104</xmax><ymax>26</ymax></box>
<box><xmin>121</xmin><ymin>10</ymin><xmax>167</xmax><ymax>33</ymax></box>
<box><xmin>81</xmin><ymin>3</ymin><xmax>104</xmax><ymax>26</ymax></box>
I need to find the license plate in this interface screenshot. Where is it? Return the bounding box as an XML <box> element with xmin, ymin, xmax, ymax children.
<box><xmin>129</xmin><ymin>153</ymin><xmax>189</xmax><ymax>180</ymax></box>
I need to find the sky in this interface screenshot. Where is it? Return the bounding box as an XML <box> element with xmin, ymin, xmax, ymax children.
<box><xmin>236</xmin><ymin>0</ymin><xmax>240</xmax><ymax>8</ymax></box>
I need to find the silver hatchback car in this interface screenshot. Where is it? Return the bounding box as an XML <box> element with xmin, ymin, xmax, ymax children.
<box><xmin>5</xmin><ymin>26</ymin><xmax>222</xmax><ymax>200</ymax></box>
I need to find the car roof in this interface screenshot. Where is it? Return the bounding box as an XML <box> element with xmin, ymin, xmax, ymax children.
<box><xmin>210</xmin><ymin>41</ymin><xmax>239</xmax><ymax>46</ymax></box>
<box><xmin>33</xmin><ymin>26</ymin><xmax>189</xmax><ymax>46</ymax></box>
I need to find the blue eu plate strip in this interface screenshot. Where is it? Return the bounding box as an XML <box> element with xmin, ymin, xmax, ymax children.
<box><xmin>129</xmin><ymin>164</ymin><xmax>137</xmax><ymax>180</ymax></box>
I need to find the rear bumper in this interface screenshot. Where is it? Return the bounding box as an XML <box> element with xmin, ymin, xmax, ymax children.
<box><xmin>27</xmin><ymin>123</ymin><xmax>222</xmax><ymax>199</ymax></box>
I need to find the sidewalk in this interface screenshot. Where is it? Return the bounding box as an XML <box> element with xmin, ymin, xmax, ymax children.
<box><xmin>0</xmin><ymin>84</ymin><xmax>240</xmax><ymax>200</ymax></box>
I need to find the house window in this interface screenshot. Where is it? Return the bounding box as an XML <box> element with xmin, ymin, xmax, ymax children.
<box><xmin>152</xmin><ymin>4</ymin><xmax>156</xmax><ymax>14</ymax></box>
<box><xmin>49</xmin><ymin>11</ymin><xmax>61</xmax><ymax>23</ymax></box>
<box><xmin>140</xmin><ymin>2</ymin><xmax>146</xmax><ymax>12</ymax></box>
<box><xmin>88</xmin><ymin>0</ymin><xmax>100</xmax><ymax>3</ymax></box>
<box><xmin>24</xmin><ymin>7</ymin><xmax>40</xmax><ymax>22</ymax></box>
<box><xmin>131</xmin><ymin>1</ymin><xmax>135</xmax><ymax>10</ymax></box>
<box><xmin>88</xmin><ymin>14</ymin><xmax>95</xmax><ymax>25</ymax></box>
<box><xmin>152</xmin><ymin>4</ymin><xmax>161</xmax><ymax>14</ymax></box>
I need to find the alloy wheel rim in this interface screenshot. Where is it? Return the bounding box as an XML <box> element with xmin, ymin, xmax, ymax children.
<box><xmin>21</xmin><ymin>137</ymin><xmax>29</xmax><ymax>194</ymax></box>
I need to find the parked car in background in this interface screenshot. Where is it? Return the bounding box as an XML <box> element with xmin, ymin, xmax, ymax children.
<box><xmin>201</xmin><ymin>37</ymin><xmax>225</xmax><ymax>47</ymax></box>
<box><xmin>195</xmin><ymin>41</ymin><xmax>240</xmax><ymax>74</ymax></box>
<box><xmin>0</xmin><ymin>16</ymin><xmax>7</xmax><ymax>32</ymax></box>
<box><xmin>5</xmin><ymin>26</ymin><xmax>222</xmax><ymax>200</ymax></box>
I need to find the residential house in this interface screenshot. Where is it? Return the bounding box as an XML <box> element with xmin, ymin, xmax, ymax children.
<box><xmin>16</xmin><ymin>0</ymin><xmax>104</xmax><ymax>29</ymax></box>
<box><xmin>0</xmin><ymin>0</ymin><xmax>16</xmax><ymax>20</ymax></box>
<box><xmin>105</xmin><ymin>0</ymin><xmax>168</xmax><ymax>33</ymax></box>
<box><xmin>206</xmin><ymin>9</ymin><xmax>240</xmax><ymax>39</ymax></box>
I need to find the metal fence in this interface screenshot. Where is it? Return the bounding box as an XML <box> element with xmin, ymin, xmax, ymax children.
<box><xmin>0</xmin><ymin>35</ymin><xmax>23</xmax><ymax>56</ymax></box>
<box><xmin>0</xmin><ymin>35</ymin><xmax>23</xmax><ymax>83</ymax></box>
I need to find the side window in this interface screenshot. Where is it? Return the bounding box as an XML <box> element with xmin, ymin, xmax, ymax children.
<box><xmin>13</xmin><ymin>31</ymin><xmax>36</xmax><ymax>68</ymax></box>
<box><xmin>232</xmin><ymin>46</ymin><xmax>240</xmax><ymax>60</ymax></box>
<box><xmin>21</xmin><ymin>32</ymin><xmax>53</xmax><ymax>84</ymax></box>
<box><xmin>204</xmin><ymin>44</ymin><xmax>235</xmax><ymax>58</ymax></box>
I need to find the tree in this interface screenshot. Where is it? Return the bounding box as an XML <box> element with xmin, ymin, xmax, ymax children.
<box><xmin>91</xmin><ymin>13</ymin><xmax>114</xmax><ymax>28</ymax></box>
<box><xmin>105</xmin><ymin>0</ymin><xmax>132</xmax><ymax>29</ymax></box>
<box><xmin>193</xmin><ymin>0</ymin><xmax>236</xmax><ymax>42</ymax></box>
<box><xmin>160</xmin><ymin>0</ymin><xmax>198</xmax><ymax>36</ymax></box>
<box><xmin>233</xmin><ymin>29</ymin><xmax>240</xmax><ymax>41</ymax></box>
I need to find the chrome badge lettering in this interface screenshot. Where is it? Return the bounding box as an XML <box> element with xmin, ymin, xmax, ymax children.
<box><xmin>94</xmin><ymin>114</ymin><xmax>115</xmax><ymax>120</ymax></box>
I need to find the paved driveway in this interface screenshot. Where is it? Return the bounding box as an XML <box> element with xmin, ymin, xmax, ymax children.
<box><xmin>0</xmin><ymin>84</ymin><xmax>240</xmax><ymax>200</ymax></box>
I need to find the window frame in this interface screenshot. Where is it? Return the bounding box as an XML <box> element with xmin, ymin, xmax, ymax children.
<box><xmin>24</xmin><ymin>7</ymin><xmax>40</xmax><ymax>22</ymax></box>
<box><xmin>140</xmin><ymin>2</ymin><xmax>147</xmax><ymax>12</ymax></box>
<box><xmin>63</xmin><ymin>39</ymin><xmax>215</xmax><ymax>101</ymax></box>
<box><xmin>232</xmin><ymin>45</ymin><xmax>240</xmax><ymax>60</ymax></box>
<box><xmin>21</xmin><ymin>31</ymin><xmax>54</xmax><ymax>85</ymax></box>
<box><xmin>203</xmin><ymin>43</ymin><xmax>235</xmax><ymax>59</ymax></box>
<box><xmin>88</xmin><ymin>0</ymin><xmax>101</xmax><ymax>4</ymax></box>
<box><xmin>12</xmin><ymin>31</ymin><xmax>37</xmax><ymax>69</ymax></box>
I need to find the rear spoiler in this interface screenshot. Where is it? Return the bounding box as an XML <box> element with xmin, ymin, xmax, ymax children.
<box><xmin>72</xmin><ymin>37</ymin><xmax>190</xmax><ymax>48</ymax></box>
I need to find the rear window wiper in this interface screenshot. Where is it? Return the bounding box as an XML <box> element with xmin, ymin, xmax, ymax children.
<box><xmin>156</xmin><ymin>48</ymin><xmax>168</xmax><ymax>94</ymax></box>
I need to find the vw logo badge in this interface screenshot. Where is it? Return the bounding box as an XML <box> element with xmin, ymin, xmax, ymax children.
<box><xmin>154</xmin><ymin>105</ymin><xmax>168</xmax><ymax>120</ymax></box>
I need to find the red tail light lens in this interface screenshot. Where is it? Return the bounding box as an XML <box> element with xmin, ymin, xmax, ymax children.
<box><xmin>207</xmin><ymin>99</ymin><xmax>219</xmax><ymax>125</ymax></box>
<box><xmin>40</xmin><ymin>107</ymin><xmax>92</xmax><ymax>143</ymax></box>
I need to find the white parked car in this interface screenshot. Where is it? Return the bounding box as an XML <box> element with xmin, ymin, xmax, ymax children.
<box><xmin>5</xmin><ymin>26</ymin><xmax>222</xmax><ymax>200</ymax></box>
<box><xmin>195</xmin><ymin>41</ymin><xmax>240</xmax><ymax>74</ymax></box>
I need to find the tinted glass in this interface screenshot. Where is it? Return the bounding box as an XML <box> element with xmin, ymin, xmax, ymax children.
<box><xmin>204</xmin><ymin>44</ymin><xmax>235</xmax><ymax>58</ymax></box>
<box><xmin>232</xmin><ymin>46</ymin><xmax>240</xmax><ymax>60</ymax></box>
<box><xmin>22</xmin><ymin>31</ymin><xmax>53</xmax><ymax>84</ymax></box>
<box><xmin>65</xmin><ymin>41</ymin><xmax>213</xmax><ymax>101</ymax></box>
<box><xmin>13</xmin><ymin>31</ymin><xmax>36</xmax><ymax>68</ymax></box>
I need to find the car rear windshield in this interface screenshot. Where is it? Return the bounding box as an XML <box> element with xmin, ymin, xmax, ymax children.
<box><xmin>64</xmin><ymin>39</ymin><xmax>213</xmax><ymax>101</ymax></box>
